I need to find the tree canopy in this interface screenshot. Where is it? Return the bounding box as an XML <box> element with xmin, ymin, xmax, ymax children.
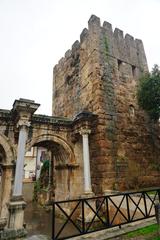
<box><xmin>137</xmin><ymin>64</ymin><xmax>160</xmax><ymax>121</ymax></box>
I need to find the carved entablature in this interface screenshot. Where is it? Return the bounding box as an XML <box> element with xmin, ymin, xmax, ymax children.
<box><xmin>12</xmin><ymin>98</ymin><xmax>40</xmax><ymax>125</ymax></box>
<box><xmin>31</xmin><ymin>114</ymin><xmax>72</xmax><ymax>131</ymax></box>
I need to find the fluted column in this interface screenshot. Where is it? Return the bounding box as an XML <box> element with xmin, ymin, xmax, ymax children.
<box><xmin>13</xmin><ymin>120</ymin><xmax>30</xmax><ymax>197</ymax></box>
<box><xmin>80</xmin><ymin>128</ymin><xmax>92</xmax><ymax>194</ymax></box>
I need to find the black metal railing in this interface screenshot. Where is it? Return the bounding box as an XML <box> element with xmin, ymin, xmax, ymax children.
<box><xmin>52</xmin><ymin>188</ymin><xmax>160</xmax><ymax>240</ymax></box>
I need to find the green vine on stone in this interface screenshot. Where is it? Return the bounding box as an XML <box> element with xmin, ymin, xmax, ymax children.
<box><xmin>104</xmin><ymin>37</ymin><xmax>109</xmax><ymax>61</ymax></box>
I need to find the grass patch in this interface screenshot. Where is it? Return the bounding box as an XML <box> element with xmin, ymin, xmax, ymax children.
<box><xmin>146</xmin><ymin>191</ymin><xmax>157</xmax><ymax>196</ymax></box>
<box><xmin>127</xmin><ymin>224</ymin><xmax>159</xmax><ymax>238</ymax></box>
<box><xmin>152</xmin><ymin>237</ymin><xmax>160</xmax><ymax>240</ymax></box>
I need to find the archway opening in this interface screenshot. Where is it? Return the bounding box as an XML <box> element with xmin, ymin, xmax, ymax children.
<box><xmin>0</xmin><ymin>144</ymin><xmax>6</xmax><ymax>163</ymax></box>
<box><xmin>0</xmin><ymin>136</ymin><xmax>14</xmax><ymax>221</ymax></box>
<box><xmin>0</xmin><ymin>144</ymin><xmax>6</xmax><ymax>216</ymax></box>
<box><xmin>24</xmin><ymin>139</ymin><xmax>71</xmax><ymax>203</ymax></box>
<box><xmin>23</xmin><ymin>138</ymin><xmax>74</xmax><ymax>236</ymax></box>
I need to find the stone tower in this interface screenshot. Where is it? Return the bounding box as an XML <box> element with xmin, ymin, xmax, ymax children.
<box><xmin>52</xmin><ymin>15</ymin><xmax>160</xmax><ymax>193</ymax></box>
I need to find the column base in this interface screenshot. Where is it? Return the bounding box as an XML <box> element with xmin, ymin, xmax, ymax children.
<box><xmin>0</xmin><ymin>218</ymin><xmax>7</xmax><ymax>231</ymax></box>
<box><xmin>80</xmin><ymin>191</ymin><xmax>95</xmax><ymax>198</ymax></box>
<box><xmin>103</xmin><ymin>189</ymin><xmax>120</xmax><ymax>196</ymax></box>
<box><xmin>10</xmin><ymin>195</ymin><xmax>24</xmax><ymax>202</ymax></box>
<box><xmin>78</xmin><ymin>192</ymin><xmax>97</xmax><ymax>223</ymax></box>
<box><xmin>0</xmin><ymin>228</ymin><xmax>27</xmax><ymax>240</ymax></box>
<box><xmin>8</xmin><ymin>199</ymin><xmax>26</xmax><ymax>230</ymax></box>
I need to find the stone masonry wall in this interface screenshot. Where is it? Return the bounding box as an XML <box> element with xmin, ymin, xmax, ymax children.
<box><xmin>53</xmin><ymin>15</ymin><xmax>160</xmax><ymax>193</ymax></box>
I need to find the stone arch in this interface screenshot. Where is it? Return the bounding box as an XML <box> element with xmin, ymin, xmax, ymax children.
<box><xmin>0</xmin><ymin>134</ymin><xmax>15</xmax><ymax>165</ymax></box>
<box><xmin>26</xmin><ymin>134</ymin><xmax>76</xmax><ymax>164</ymax></box>
<box><xmin>25</xmin><ymin>134</ymin><xmax>79</xmax><ymax>201</ymax></box>
<box><xmin>0</xmin><ymin>134</ymin><xmax>15</xmax><ymax>219</ymax></box>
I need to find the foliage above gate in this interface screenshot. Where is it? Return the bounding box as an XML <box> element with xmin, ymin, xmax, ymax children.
<box><xmin>137</xmin><ymin>64</ymin><xmax>160</xmax><ymax>121</ymax></box>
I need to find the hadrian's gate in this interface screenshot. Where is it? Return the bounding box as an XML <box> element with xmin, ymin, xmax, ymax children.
<box><xmin>0</xmin><ymin>98</ymin><xmax>96</xmax><ymax>224</ymax></box>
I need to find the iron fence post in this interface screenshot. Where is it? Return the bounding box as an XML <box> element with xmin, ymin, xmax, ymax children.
<box><xmin>126</xmin><ymin>193</ymin><xmax>130</xmax><ymax>222</ymax></box>
<box><xmin>158</xmin><ymin>189</ymin><xmax>160</xmax><ymax>203</ymax></box>
<box><xmin>143</xmin><ymin>192</ymin><xmax>148</xmax><ymax>217</ymax></box>
<box><xmin>155</xmin><ymin>203</ymin><xmax>160</xmax><ymax>225</ymax></box>
<box><xmin>82</xmin><ymin>199</ymin><xmax>85</xmax><ymax>234</ymax></box>
<box><xmin>105</xmin><ymin>196</ymin><xmax>110</xmax><ymax>227</ymax></box>
<box><xmin>52</xmin><ymin>201</ymin><xmax>55</xmax><ymax>240</ymax></box>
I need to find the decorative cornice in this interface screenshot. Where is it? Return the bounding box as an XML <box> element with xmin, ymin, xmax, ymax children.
<box><xmin>73</xmin><ymin>111</ymin><xmax>96</xmax><ymax>122</ymax></box>
<box><xmin>12</xmin><ymin>98</ymin><xmax>40</xmax><ymax>114</ymax></box>
<box><xmin>0</xmin><ymin>109</ymin><xmax>12</xmax><ymax>121</ymax></box>
<box><xmin>32</xmin><ymin>114</ymin><xmax>72</xmax><ymax>126</ymax></box>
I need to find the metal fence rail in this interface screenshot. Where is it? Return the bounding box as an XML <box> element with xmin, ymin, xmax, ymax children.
<box><xmin>52</xmin><ymin>188</ymin><xmax>160</xmax><ymax>240</ymax></box>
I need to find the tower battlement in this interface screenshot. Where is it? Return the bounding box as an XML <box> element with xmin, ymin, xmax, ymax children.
<box><xmin>53</xmin><ymin>15</ymin><xmax>148</xmax><ymax>119</ymax></box>
<box><xmin>54</xmin><ymin>15</ymin><xmax>148</xmax><ymax>74</ymax></box>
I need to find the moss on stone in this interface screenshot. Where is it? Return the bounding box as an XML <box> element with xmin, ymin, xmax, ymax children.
<box><xmin>104</xmin><ymin>37</ymin><xmax>109</xmax><ymax>61</ymax></box>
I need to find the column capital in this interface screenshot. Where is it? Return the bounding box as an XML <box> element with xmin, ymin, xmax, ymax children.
<box><xmin>79</xmin><ymin>128</ymin><xmax>91</xmax><ymax>136</ymax></box>
<box><xmin>17</xmin><ymin>119</ymin><xmax>31</xmax><ymax>128</ymax></box>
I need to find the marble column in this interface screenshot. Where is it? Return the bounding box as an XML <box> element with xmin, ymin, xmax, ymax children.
<box><xmin>13</xmin><ymin>120</ymin><xmax>30</xmax><ymax>198</ymax></box>
<box><xmin>8</xmin><ymin>120</ymin><xmax>29</xmax><ymax>235</ymax></box>
<box><xmin>80</xmin><ymin>128</ymin><xmax>92</xmax><ymax>194</ymax></box>
<box><xmin>8</xmin><ymin>98</ymin><xmax>39</xmax><ymax>235</ymax></box>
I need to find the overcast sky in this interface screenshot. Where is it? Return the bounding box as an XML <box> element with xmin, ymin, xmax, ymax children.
<box><xmin>0</xmin><ymin>0</ymin><xmax>160</xmax><ymax>115</ymax></box>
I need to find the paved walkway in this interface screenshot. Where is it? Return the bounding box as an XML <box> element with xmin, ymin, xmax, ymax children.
<box><xmin>24</xmin><ymin>218</ymin><xmax>156</xmax><ymax>240</ymax></box>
